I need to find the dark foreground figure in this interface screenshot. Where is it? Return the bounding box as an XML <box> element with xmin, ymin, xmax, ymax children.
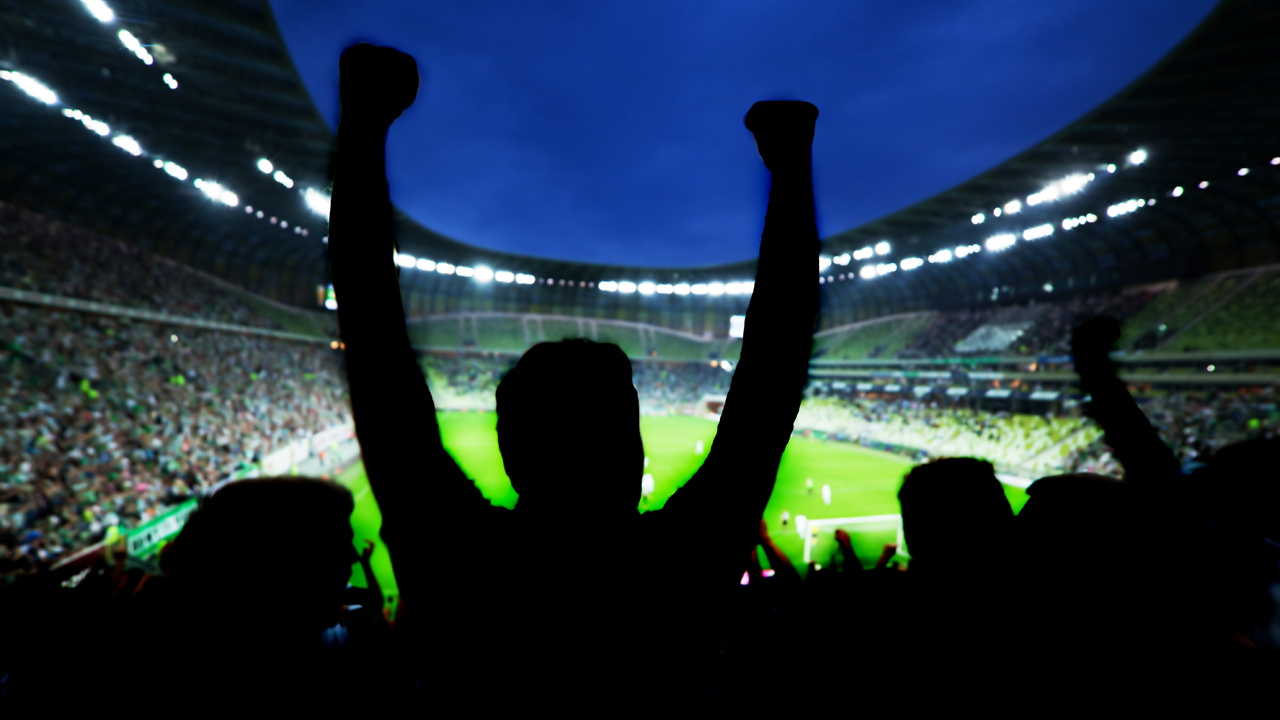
<box><xmin>328</xmin><ymin>45</ymin><xmax>819</xmax><ymax>703</ymax></box>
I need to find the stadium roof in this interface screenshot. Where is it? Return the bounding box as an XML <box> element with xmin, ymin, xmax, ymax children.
<box><xmin>0</xmin><ymin>0</ymin><xmax>1277</xmax><ymax>320</ymax></box>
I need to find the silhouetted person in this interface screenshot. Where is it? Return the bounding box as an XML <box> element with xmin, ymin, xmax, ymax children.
<box><xmin>328</xmin><ymin>44</ymin><xmax>819</xmax><ymax>703</ymax></box>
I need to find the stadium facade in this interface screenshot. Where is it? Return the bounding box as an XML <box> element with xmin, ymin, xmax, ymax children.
<box><xmin>0</xmin><ymin>0</ymin><xmax>1277</xmax><ymax>342</ymax></box>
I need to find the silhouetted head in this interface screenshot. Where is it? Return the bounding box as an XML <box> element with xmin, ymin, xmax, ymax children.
<box><xmin>897</xmin><ymin>458</ymin><xmax>1012</xmax><ymax>571</ymax></box>
<box><xmin>1200</xmin><ymin>437</ymin><xmax>1280</xmax><ymax>540</ymax></box>
<box><xmin>163</xmin><ymin>477</ymin><xmax>356</xmax><ymax>639</ymax></box>
<box><xmin>496</xmin><ymin>339</ymin><xmax>643</xmax><ymax>516</ymax></box>
<box><xmin>1016</xmin><ymin>473</ymin><xmax>1139</xmax><ymax>580</ymax></box>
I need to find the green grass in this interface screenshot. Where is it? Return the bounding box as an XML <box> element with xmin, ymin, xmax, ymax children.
<box><xmin>337</xmin><ymin>413</ymin><xmax>1031</xmax><ymax>593</ymax></box>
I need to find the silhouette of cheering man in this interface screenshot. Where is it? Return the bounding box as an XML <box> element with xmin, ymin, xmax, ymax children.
<box><xmin>329</xmin><ymin>43</ymin><xmax>819</xmax><ymax>703</ymax></box>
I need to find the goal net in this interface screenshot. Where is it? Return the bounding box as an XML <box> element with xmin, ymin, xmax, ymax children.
<box><xmin>797</xmin><ymin>513</ymin><xmax>911</xmax><ymax>568</ymax></box>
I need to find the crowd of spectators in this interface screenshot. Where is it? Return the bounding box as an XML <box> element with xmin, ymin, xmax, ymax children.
<box><xmin>0</xmin><ymin>200</ymin><xmax>278</xmax><ymax>329</ymax></box>
<box><xmin>0</xmin><ymin>301</ymin><xmax>350</xmax><ymax>580</ymax></box>
<box><xmin>422</xmin><ymin>351</ymin><xmax>735</xmax><ymax>415</ymax></box>
<box><xmin>895</xmin><ymin>289</ymin><xmax>1158</xmax><ymax>358</ymax></box>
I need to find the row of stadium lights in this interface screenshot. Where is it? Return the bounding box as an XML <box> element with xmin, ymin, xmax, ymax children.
<box><xmin>823</xmin><ymin>149</ymin><xmax>1280</xmax><ymax>285</ymax></box>
<box><xmin>63</xmin><ymin>0</ymin><xmax>326</xmax><ymax>237</ymax></box>
<box><xmin>39</xmin><ymin>0</ymin><xmax>1280</xmax><ymax>298</ymax></box>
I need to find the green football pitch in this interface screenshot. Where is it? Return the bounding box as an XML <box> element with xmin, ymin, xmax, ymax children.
<box><xmin>336</xmin><ymin>412</ymin><xmax>1030</xmax><ymax>603</ymax></box>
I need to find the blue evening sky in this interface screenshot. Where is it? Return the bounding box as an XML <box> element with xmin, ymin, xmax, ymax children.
<box><xmin>270</xmin><ymin>0</ymin><xmax>1217</xmax><ymax>267</ymax></box>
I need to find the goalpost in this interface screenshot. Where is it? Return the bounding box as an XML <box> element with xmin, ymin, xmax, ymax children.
<box><xmin>798</xmin><ymin>514</ymin><xmax>910</xmax><ymax>567</ymax></box>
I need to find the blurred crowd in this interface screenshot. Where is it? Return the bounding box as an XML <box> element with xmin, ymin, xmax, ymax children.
<box><xmin>0</xmin><ymin>306</ymin><xmax>349</xmax><ymax>580</ymax></box>
<box><xmin>423</xmin><ymin>351</ymin><xmax>734</xmax><ymax>415</ymax></box>
<box><xmin>896</xmin><ymin>289</ymin><xmax>1156</xmax><ymax>358</ymax></box>
<box><xmin>0</xmin><ymin>200</ymin><xmax>276</xmax><ymax>329</ymax></box>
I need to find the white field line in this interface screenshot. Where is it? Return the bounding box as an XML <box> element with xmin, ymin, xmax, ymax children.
<box><xmin>802</xmin><ymin>514</ymin><xmax>902</xmax><ymax>564</ymax></box>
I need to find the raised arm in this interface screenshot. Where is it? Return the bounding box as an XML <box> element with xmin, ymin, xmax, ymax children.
<box><xmin>660</xmin><ymin>102</ymin><xmax>820</xmax><ymax>584</ymax></box>
<box><xmin>1071</xmin><ymin>316</ymin><xmax>1181</xmax><ymax>487</ymax></box>
<box><xmin>328</xmin><ymin>45</ymin><xmax>476</xmax><ymax>611</ymax></box>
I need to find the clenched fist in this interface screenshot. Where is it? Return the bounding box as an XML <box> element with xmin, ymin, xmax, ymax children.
<box><xmin>339</xmin><ymin>44</ymin><xmax>420</xmax><ymax>129</ymax></box>
<box><xmin>744</xmin><ymin>101</ymin><xmax>818</xmax><ymax>172</ymax></box>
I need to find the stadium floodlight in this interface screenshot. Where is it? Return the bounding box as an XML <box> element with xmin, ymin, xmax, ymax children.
<box><xmin>153</xmin><ymin>158</ymin><xmax>163</xmax><ymax>168</ymax></box>
<box><xmin>1028</xmin><ymin>173</ymin><xmax>1093</xmax><ymax>206</ymax></box>
<box><xmin>324</xmin><ymin>298</ymin><xmax>337</xmax><ymax>310</ymax></box>
<box><xmin>455</xmin><ymin>266</ymin><xmax>475</xmax><ymax>277</ymax></box>
<box><xmin>394</xmin><ymin>253</ymin><xmax>416</xmax><ymax>268</ymax></box>
<box><xmin>80</xmin><ymin>0</ymin><xmax>114</xmax><ymax>22</ymax></box>
<box><xmin>273</xmin><ymin>170</ymin><xmax>294</xmax><ymax>189</ymax></box>
<box><xmin>494</xmin><ymin>270</ymin><xmax>514</xmax><ymax>283</ymax></box>
<box><xmin>1086</xmin><ymin>214</ymin><xmax>1097</xmax><ymax>222</ymax></box>
<box><xmin>1273</xmin><ymin>158</ymin><xmax>1280</xmax><ymax>166</ymax></box>
<box><xmin>818</xmin><ymin>256</ymin><xmax>832</xmax><ymax>272</ymax></box>
<box><xmin>833</xmin><ymin>253</ymin><xmax>851</xmax><ymax>266</ymax></box>
<box><xmin>436</xmin><ymin>262</ymin><xmax>455</xmax><ymax>275</ymax></box>
<box><xmin>955</xmin><ymin>244</ymin><xmax>979</xmax><ymax>258</ymax></box>
<box><xmin>416</xmin><ymin>259</ymin><xmax>436</xmax><ymax>271</ymax></box>
<box><xmin>194</xmin><ymin>178</ymin><xmax>224</xmax><ymax>200</ymax></box>
<box><xmin>598</xmin><ymin>281</ymin><xmax>618</xmax><ymax>292</ymax></box>
<box><xmin>742</xmin><ymin>281</ymin><xmax>754</xmax><ymax>294</ymax></box>
<box><xmin>118</xmin><ymin>30</ymin><xmax>154</xmax><ymax>65</ymax></box>
<box><xmin>638</xmin><ymin>281</ymin><xmax>656</xmax><ymax>295</ymax></box>
<box><xmin>708</xmin><ymin>282</ymin><xmax>725</xmax><ymax>296</ymax></box>
<box><xmin>993</xmin><ymin>207</ymin><xmax>1002</xmax><ymax>217</ymax></box>
<box><xmin>928</xmin><ymin>249</ymin><xmax>952</xmax><ymax>264</ymax></box>
<box><xmin>280</xmin><ymin>220</ymin><xmax>288</xmax><ymax>228</ymax></box>
<box><xmin>656</xmin><ymin>283</ymin><xmax>674</xmax><ymax>294</ymax></box>
<box><xmin>473</xmin><ymin>265</ymin><xmax>494</xmax><ymax>282</ymax></box>
<box><xmin>874</xmin><ymin>241</ymin><xmax>891</xmax><ymax>255</ymax></box>
<box><xmin>875</xmin><ymin>263</ymin><xmax>896</xmax><ymax>276</ymax></box>
<box><xmin>1198</xmin><ymin>181</ymin><xmax>1209</xmax><ymax>189</ymax></box>
<box><xmin>691</xmin><ymin>283</ymin><xmax>708</xmax><ymax>295</ymax></box>
<box><xmin>220</xmin><ymin>191</ymin><xmax>238</xmax><ymax>207</ymax></box>
<box><xmin>257</xmin><ymin>159</ymin><xmax>274</xmax><ymax>173</ymax></box>
<box><xmin>1128</xmin><ymin>149</ymin><xmax>1147</xmax><ymax>166</ymax></box>
<box><xmin>618</xmin><ymin>281</ymin><xmax>637</xmax><ymax>293</ymax></box>
<box><xmin>859</xmin><ymin>265</ymin><xmax>876</xmax><ymax>280</ymax></box>
<box><xmin>853</xmin><ymin>247</ymin><xmax>873</xmax><ymax>261</ymax></box>
<box><xmin>304</xmin><ymin>188</ymin><xmax>331</xmax><ymax>219</ymax></box>
<box><xmin>515</xmin><ymin>273</ymin><xmax>535</xmax><ymax>284</ymax></box>
<box><xmin>674</xmin><ymin>283</ymin><xmax>690</xmax><ymax>295</ymax></box>
<box><xmin>985</xmin><ymin>234</ymin><xmax>1015</xmax><ymax>252</ymax></box>
<box><xmin>163</xmin><ymin>162</ymin><xmax>188</xmax><ymax>180</ymax></box>
<box><xmin>1003</xmin><ymin>200</ymin><xmax>1021</xmax><ymax>215</ymax></box>
<box><xmin>1238</xmin><ymin>168</ymin><xmax>1249</xmax><ymax>176</ymax></box>
<box><xmin>2</xmin><ymin>70</ymin><xmax>58</xmax><ymax>105</ymax></box>
<box><xmin>971</xmin><ymin>213</ymin><xmax>985</xmax><ymax>224</ymax></box>
<box><xmin>1023</xmin><ymin>223</ymin><xmax>1054</xmax><ymax>240</ymax></box>
<box><xmin>724</xmin><ymin>282</ymin><xmax>742</xmax><ymax>294</ymax></box>
<box><xmin>1106</xmin><ymin>164</ymin><xmax>1117</xmax><ymax>173</ymax></box>
<box><xmin>1172</xmin><ymin>186</ymin><xmax>1184</xmax><ymax>197</ymax></box>
<box><xmin>900</xmin><ymin>257</ymin><xmax>924</xmax><ymax>270</ymax></box>
<box><xmin>163</xmin><ymin>73</ymin><xmax>178</xmax><ymax>90</ymax></box>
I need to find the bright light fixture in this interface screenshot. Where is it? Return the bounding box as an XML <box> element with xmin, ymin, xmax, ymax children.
<box><xmin>436</xmin><ymin>262</ymin><xmax>455</xmax><ymax>275</ymax></box>
<box><xmin>818</xmin><ymin>256</ymin><xmax>832</xmax><ymax>272</ymax></box>
<box><xmin>2</xmin><ymin>71</ymin><xmax>58</xmax><ymax>105</ymax></box>
<box><xmin>618</xmin><ymin>281</ymin><xmax>637</xmax><ymax>293</ymax></box>
<box><xmin>900</xmin><ymin>257</ymin><xmax>923</xmax><ymax>270</ymax></box>
<box><xmin>162</xmin><ymin>73</ymin><xmax>178</xmax><ymax>90</ymax></box>
<box><xmin>80</xmin><ymin>0</ymin><xmax>114</xmax><ymax>23</ymax></box>
<box><xmin>674</xmin><ymin>283</ymin><xmax>690</xmax><ymax>295</ymax></box>
<box><xmin>273</xmin><ymin>170</ymin><xmax>294</xmax><ymax>189</ymax></box>
<box><xmin>859</xmin><ymin>265</ymin><xmax>876</xmax><ymax>280</ymax></box>
<box><xmin>1023</xmin><ymin>223</ymin><xmax>1054</xmax><ymax>241</ymax></box>
<box><xmin>708</xmin><ymin>282</ymin><xmax>725</xmax><ymax>296</ymax></box>
<box><xmin>1003</xmin><ymin>200</ymin><xmax>1021</xmax><ymax>215</ymax></box>
<box><xmin>163</xmin><ymin>162</ymin><xmax>187</xmax><ymax>180</ymax></box>
<box><xmin>257</xmin><ymin>159</ymin><xmax>273</xmax><ymax>173</ymax></box>
<box><xmin>657</xmin><ymin>284</ymin><xmax>674</xmax><ymax>294</ymax></box>
<box><xmin>1128</xmin><ymin>149</ymin><xmax>1147</xmax><ymax>165</ymax></box>
<box><xmin>395</xmin><ymin>253</ymin><xmax>416</xmax><ymax>268</ymax></box>
<box><xmin>833</xmin><ymin>253</ymin><xmax>851</xmax><ymax>266</ymax></box>
<box><xmin>495</xmin><ymin>270</ymin><xmax>514</xmax><ymax>283</ymax></box>
<box><xmin>118</xmin><ymin>30</ymin><xmax>154</xmax><ymax>65</ymax></box>
<box><xmin>875</xmin><ymin>263</ymin><xmax>896</xmax><ymax>276</ymax></box>
<box><xmin>928</xmin><ymin>249</ymin><xmax>952</xmax><ymax>264</ymax></box>
<box><xmin>417</xmin><ymin>258</ymin><xmax>436</xmax><ymax>271</ymax></box>
<box><xmin>638</xmin><ymin>281</ymin><xmax>656</xmax><ymax>295</ymax></box>
<box><xmin>874</xmin><ymin>241</ymin><xmax>891</xmax><ymax>255</ymax></box>
<box><xmin>724</xmin><ymin>282</ymin><xmax>743</xmax><ymax>294</ymax></box>
<box><xmin>1238</xmin><ymin>168</ymin><xmax>1249</xmax><ymax>176</ymax></box>
<box><xmin>955</xmin><ymin>244</ymin><xmax>980</xmax><ymax>258</ymax></box>
<box><xmin>971</xmin><ymin>213</ymin><xmax>985</xmax><ymax>225</ymax></box>
<box><xmin>455</xmin><ymin>266</ymin><xmax>475</xmax><ymax>277</ymax></box>
<box><xmin>515</xmin><ymin>273</ymin><xmax>535</xmax><ymax>284</ymax></box>
<box><xmin>985</xmin><ymin>234</ymin><xmax>1016</xmax><ymax>252</ymax></box>
<box><xmin>1172</xmin><ymin>186</ymin><xmax>1183</xmax><ymax>197</ymax></box>
<box><xmin>473</xmin><ymin>265</ymin><xmax>493</xmax><ymax>282</ymax></box>
<box><xmin>303</xmin><ymin>188</ymin><xmax>331</xmax><ymax>219</ymax></box>
<box><xmin>1106</xmin><ymin>164</ymin><xmax>1117</xmax><ymax>173</ymax></box>
<box><xmin>1198</xmin><ymin>181</ymin><xmax>1209</xmax><ymax>189</ymax></box>
<box><xmin>691</xmin><ymin>284</ymin><xmax>708</xmax><ymax>295</ymax></box>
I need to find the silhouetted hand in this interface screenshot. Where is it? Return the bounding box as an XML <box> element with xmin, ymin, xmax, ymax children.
<box><xmin>359</xmin><ymin>539</ymin><xmax>375</xmax><ymax>563</ymax></box>
<box><xmin>875</xmin><ymin>543</ymin><xmax>898</xmax><ymax>569</ymax></box>
<box><xmin>339</xmin><ymin>44</ymin><xmax>420</xmax><ymax>129</ymax></box>
<box><xmin>744</xmin><ymin>101</ymin><xmax>818</xmax><ymax>172</ymax></box>
<box><xmin>1071</xmin><ymin>316</ymin><xmax>1121</xmax><ymax>376</ymax></box>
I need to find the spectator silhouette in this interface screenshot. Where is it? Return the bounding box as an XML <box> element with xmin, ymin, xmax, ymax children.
<box><xmin>328</xmin><ymin>44</ymin><xmax>819</xmax><ymax>703</ymax></box>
